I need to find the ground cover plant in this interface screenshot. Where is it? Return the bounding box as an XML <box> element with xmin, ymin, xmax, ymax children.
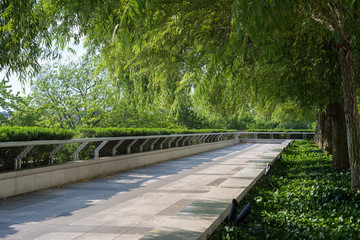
<box><xmin>211</xmin><ymin>140</ymin><xmax>360</xmax><ymax>239</ymax></box>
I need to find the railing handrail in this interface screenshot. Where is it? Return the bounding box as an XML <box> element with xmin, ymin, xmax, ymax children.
<box><xmin>0</xmin><ymin>131</ymin><xmax>315</xmax><ymax>148</ymax></box>
<box><xmin>0</xmin><ymin>131</ymin><xmax>314</xmax><ymax>171</ymax></box>
<box><xmin>0</xmin><ymin>132</ymin><xmax>238</xmax><ymax>148</ymax></box>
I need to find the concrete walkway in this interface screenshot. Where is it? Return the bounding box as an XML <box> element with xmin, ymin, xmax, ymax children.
<box><xmin>0</xmin><ymin>141</ymin><xmax>289</xmax><ymax>240</ymax></box>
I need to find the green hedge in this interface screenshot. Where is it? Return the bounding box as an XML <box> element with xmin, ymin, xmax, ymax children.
<box><xmin>0</xmin><ymin>127</ymin><xmax>75</xmax><ymax>142</ymax></box>
<box><xmin>77</xmin><ymin>127</ymin><xmax>236</xmax><ymax>138</ymax></box>
<box><xmin>0</xmin><ymin>127</ymin><xmax>237</xmax><ymax>172</ymax></box>
<box><xmin>246</xmin><ymin>129</ymin><xmax>315</xmax><ymax>132</ymax></box>
<box><xmin>0</xmin><ymin>127</ymin><xmax>236</xmax><ymax>142</ymax></box>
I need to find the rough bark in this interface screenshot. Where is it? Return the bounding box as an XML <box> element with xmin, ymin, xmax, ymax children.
<box><xmin>330</xmin><ymin>102</ymin><xmax>350</xmax><ymax>170</ymax></box>
<box><xmin>314</xmin><ymin>108</ymin><xmax>325</xmax><ymax>149</ymax></box>
<box><xmin>314</xmin><ymin>105</ymin><xmax>333</xmax><ymax>154</ymax></box>
<box><xmin>338</xmin><ymin>34</ymin><xmax>360</xmax><ymax>189</ymax></box>
<box><xmin>323</xmin><ymin>104</ymin><xmax>333</xmax><ymax>154</ymax></box>
<box><xmin>315</xmin><ymin>102</ymin><xmax>350</xmax><ymax>170</ymax></box>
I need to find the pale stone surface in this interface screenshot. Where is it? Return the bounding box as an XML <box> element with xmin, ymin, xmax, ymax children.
<box><xmin>65</xmin><ymin>167</ymin><xmax>80</xmax><ymax>183</ymax></box>
<box><xmin>75</xmin><ymin>233</ymin><xmax>121</xmax><ymax>240</ymax></box>
<box><xmin>0</xmin><ymin>140</ymin><xmax>290</xmax><ymax>240</ymax></box>
<box><xmin>0</xmin><ymin>140</ymin><xmax>238</xmax><ymax>199</ymax></box>
<box><xmin>114</xmin><ymin>234</ymin><xmax>144</xmax><ymax>240</ymax></box>
<box><xmin>0</xmin><ymin>178</ymin><xmax>16</xmax><ymax>198</ymax></box>
<box><xmin>34</xmin><ymin>171</ymin><xmax>52</xmax><ymax>190</ymax></box>
<box><xmin>15</xmin><ymin>174</ymin><xmax>34</xmax><ymax>195</ymax></box>
<box><xmin>35</xmin><ymin>233</ymin><xmax>83</xmax><ymax>240</ymax></box>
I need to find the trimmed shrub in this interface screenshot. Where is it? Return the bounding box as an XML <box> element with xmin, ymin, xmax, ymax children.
<box><xmin>77</xmin><ymin>127</ymin><xmax>236</xmax><ymax>138</ymax></box>
<box><xmin>0</xmin><ymin>127</ymin><xmax>74</xmax><ymax>142</ymax></box>
<box><xmin>0</xmin><ymin>127</ymin><xmax>237</xmax><ymax>172</ymax></box>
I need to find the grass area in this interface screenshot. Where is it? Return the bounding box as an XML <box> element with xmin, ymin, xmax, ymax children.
<box><xmin>210</xmin><ymin>140</ymin><xmax>360</xmax><ymax>240</ymax></box>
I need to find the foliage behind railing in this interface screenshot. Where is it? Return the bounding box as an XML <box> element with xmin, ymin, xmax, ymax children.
<box><xmin>76</xmin><ymin>127</ymin><xmax>236</xmax><ymax>138</ymax></box>
<box><xmin>245</xmin><ymin>129</ymin><xmax>315</xmax><ymax>132</ymax></box>
<box><xmin>0</xmin><ymin>126</ymin><xmax>236</xmax><ymax>142</ymax></box>
<box><xmin>0</xmin><ymin>129</ymin><xmax>239</xmax><ymax>172</ymax></box>
<box><xmin>0</xmin><ymin>127</ymin><xmax>74</xmax><ymax>142</ymax></box>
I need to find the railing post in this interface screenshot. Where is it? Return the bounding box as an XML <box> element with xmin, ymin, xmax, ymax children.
<box><xmin>139</xmin><ymin>138</ymin><xmax>151</xmax><ymax>152</ymax></box>
<box><xmin>150</xmin><ymin>138</ymin><xmax>161</xmax><ymax>151</ymax></box>
<box><xmin>181</xmin><ymin>136</ymin><xmax>190</xmax><ymax>146</ymax></box>
<box><xmin>14</xmin><ymin>145</ymin><xmax>34</xmax><ymax>170</ymax></box>
<box><xmin>112</xmin><ymin>140</ymin><xmax>125</xmax><ymax>156</ymax></box>
<box><xmin>94</xmin><ymin>141</ymin><xmax>108</xmax><ymax>159</ymax></box>
<box><xmin>159</xmin><ymin>137</ymin><xmax>168</xmax><ymax>149</ymax></box>
<box><xmin>225</xmin><ymin>133</ymin><xmax>230</xmax><ymax>140</ymax></box>
<box><xmin>203</xmin><ymin>135</ymin><xmax>211</xmax><ymax>143</ymax></box>
<box><xmin>168</xmin><ymin>137</ymin><xmax>177</xmax><ymax>148</ymax></box>
<box><xmin>127</xmin><ymin>139</ymin><xmax>138</xmax><ymax>154</ymax></box>
<box><xmin>192</xmin><ymin>135</ymin><xmax>199</xmax><ymax>144</ymax></box>
<box><xmin>188</xmin><ymin>136</ymin><xmax>195</xmax><ymax>145</ymax></box>
<box><xmin>74</xmin><ymin>142</ymin><xmax>88</xmax><ymax>161</ymax></box>
<box><xmin>197</xmin><ymin>135</ymin><xmax>205</xmax><ymax>144</ymax></box>
<box><xmin>175</xmin><ymin>136</ymin><xmax>184</xmax><ymax>147</ymax></box>
<box><xmin>49</xmin><ymin>144</ymin><xmax>65</xmax><ymax>164</ymax></box>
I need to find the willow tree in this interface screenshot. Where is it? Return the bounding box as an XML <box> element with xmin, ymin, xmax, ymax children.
<box><xmin>233</xmin><ymin>0</ymin><xmax>360</xmax><ymax>188</ymax></box>
<box><xmin>0</xmin><ymin>0</ymin><xmax>60</xmax><ymax>80</ymax></box>
<box><xmin>96</xmin><ymin>0</ymin><xmax>360</xmax><ymax>188</ymax></box>
<box><xmin>2</xmin><ymin>1</ymin><xmax>360</xmax><ymax>188</ymax></box>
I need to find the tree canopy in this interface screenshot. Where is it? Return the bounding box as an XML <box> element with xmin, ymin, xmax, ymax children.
<box><xmin>1</xmin><ymin>0</ymin><xmax>360</xmax><ymax>188</ymax></box>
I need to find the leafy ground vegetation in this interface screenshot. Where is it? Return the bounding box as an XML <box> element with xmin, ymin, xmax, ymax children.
<box><xmin>211</xmin><ymin>140</ymin><xmax>360</xmax><ymax>240</ymax></box>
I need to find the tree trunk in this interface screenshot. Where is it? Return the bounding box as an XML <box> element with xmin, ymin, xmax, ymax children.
<box><xmin>338</xmin><ymin>36</ymin><xmax>360</xmax><ymax>189</ymax></box>
<box><xmin>314</xmin><ymin>105</ymin><xmax>333</xmax><ymax>154</ymax></box>
<box><xmin>314</xmin><ymin>107</ymin><xmax>325</xmax><ymax>149</ymax></box>
<box><xmin>330</xmin><ymin>102</ymin><xmax>350</xmax><ymax>170</ymax></box>
<box><xmin>323</xmin><ymin>104</ymin><xmax>333</xmax><ymax>154</ymax></box>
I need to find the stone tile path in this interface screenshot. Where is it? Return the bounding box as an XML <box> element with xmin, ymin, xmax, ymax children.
<box><xmin>0</xmin><ymin>141</ymin><xmax>289</xmax><ymax>240</ymax></box>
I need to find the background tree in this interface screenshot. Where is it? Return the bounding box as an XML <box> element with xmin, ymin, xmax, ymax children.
<box><xmin>27</xmin><ymin>58</ymin><xmax>115</xmax><ymax>128</ymax></box>
<box><xmin>0</xmin><ymin>78</ymin><xmax>22</xmax><ymax>124</ymax></box>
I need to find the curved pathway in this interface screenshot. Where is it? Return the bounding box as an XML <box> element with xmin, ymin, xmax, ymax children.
<box><xmin>0</xmin><ymin>141</ymin><xmax>289</xmax><ymax>240</ymax></box>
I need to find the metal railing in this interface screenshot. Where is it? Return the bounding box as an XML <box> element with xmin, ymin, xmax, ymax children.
<box><xmin>238</xmin><ymin>132</ymin><xmax>314</xmax><ymax>140</ymax></box>
<box><xmin>0</xmin><ymin>132</ymin><xmax>240</xmax><ymax>172</ymax></box>
<box><xmin>0</xmin><ymin>131</ymin><xmax>314</xmax><ymax>172</ymax></box>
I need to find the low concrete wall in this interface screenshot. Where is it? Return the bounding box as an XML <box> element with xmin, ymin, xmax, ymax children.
<box><xmin>0</xmin><ymin>139</ymin><xmax>239</xmax><ymax>199</ymax></box>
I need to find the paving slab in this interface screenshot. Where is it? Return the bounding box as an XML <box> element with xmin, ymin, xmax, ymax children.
<box><xmin>0</xmin><ymin>141</ymin><xmax>290</xmax><ymax>240</ymax></box>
